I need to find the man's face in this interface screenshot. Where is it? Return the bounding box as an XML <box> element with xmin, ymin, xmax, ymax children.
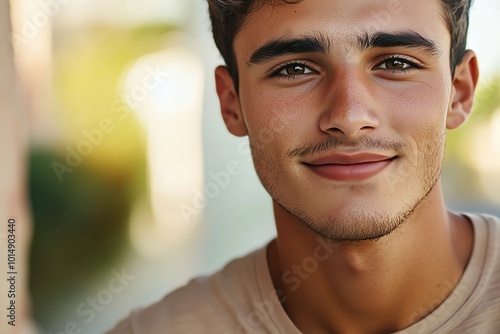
<box><xmin>231</xmin><ymin>0</ymin><xmax>455</xmax><ymax>241</ymax></box>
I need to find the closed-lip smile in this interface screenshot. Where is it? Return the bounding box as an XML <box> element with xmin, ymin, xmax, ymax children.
<box><xmin>303</xmin><ymin>152</ymin><xmax>397</xmax><ymax>181</ymax></box>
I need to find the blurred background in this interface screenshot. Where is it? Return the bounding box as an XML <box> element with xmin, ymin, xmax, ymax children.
<box><xmin>0</xmin><ymin>0</ymin><xmax>499</xmax><ymax>333</ymax></box>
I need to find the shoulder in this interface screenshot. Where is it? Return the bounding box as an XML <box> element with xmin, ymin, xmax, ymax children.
<box><xmin>468</xmin><ymin>213</ymin><xmax>500</xmax><ymax>244</ymax></box>
<box><xmin>105</xmin><ymin>245</ymin><xmax>269</xmax><ymax>334</ymax></box>
<box><xmin>465</xmin><ymin>213</ymin><xmax>500</xmax><ymax>262</ymax></box>
<box><xmin>453</xmin><ymin>213</ymin><xmax>500</xmax><ymax>332</ymax></box>
<box><xmin>464</xmin><ymin>213</ymin><xmax>500</xmax><ymax>297</ymax></box>
<box><xmin>475</xmin><ymin>213</ymin><xmax>500</xmax><ymax>226</ymax></box>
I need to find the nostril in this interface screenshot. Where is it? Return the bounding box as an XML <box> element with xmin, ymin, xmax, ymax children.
<box><xmin>326</xmin><ymin>127</ymin><xmax>344</xmax><ymax>133</ymax></box>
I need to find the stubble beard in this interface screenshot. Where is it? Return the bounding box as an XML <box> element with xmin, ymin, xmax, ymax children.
<box><xmin>255</xmin><ymin>133</ymin><xmax>446</xmax><ymax>243</ymax></box>
<box><xmin>276</xmin><ymin>164</ymin><xmax>442</xmax><ymax>243</ymax></box>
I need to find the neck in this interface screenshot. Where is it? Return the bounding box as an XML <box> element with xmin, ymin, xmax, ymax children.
<box><xmin>267</xmin><ymin>182</ymin><xmax>473</xmax><ymax>334</ymax></box>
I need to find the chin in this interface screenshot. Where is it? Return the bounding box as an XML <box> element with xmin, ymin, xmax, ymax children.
<box><xmin>275</xmin><ymin>184</ymin><xmax>429</xmax><ymax>243</ymax></box>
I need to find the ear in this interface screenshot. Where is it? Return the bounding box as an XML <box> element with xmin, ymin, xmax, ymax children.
<box><xmin>447</xmin><ymin>50</ymin><xmax>479</xmax><ymax>129</ymax></box>
<box><xmin>215</xmin><ymin>66</ymin><xmax>248</xmax><ymax>136</ymax></box>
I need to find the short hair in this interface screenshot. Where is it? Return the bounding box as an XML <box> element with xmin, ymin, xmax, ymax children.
<box><xmin>207</xmin><ymin>0</ymin><xmax>473</xmax><ymax>89</ymax></box>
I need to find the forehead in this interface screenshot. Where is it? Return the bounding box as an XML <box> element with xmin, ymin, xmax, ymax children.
<box><xmin>234</xmin><ymin>0</ymin><xmax>450</xmax><ymax>60</ymax></box>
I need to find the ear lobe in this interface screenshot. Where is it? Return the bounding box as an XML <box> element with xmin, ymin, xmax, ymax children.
<box><xmin>447</xmin><ymin>50</ymin><xmax>479</xmax><ymax>130</ymax></box>
<box><xmin>215</xmin><ymin>66</ymin><xmax>248</xmax><ymax>137</ymax></box>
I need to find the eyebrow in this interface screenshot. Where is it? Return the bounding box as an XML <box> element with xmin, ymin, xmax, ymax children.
<box><xmin>248</xmin><ymin>33</ymin><xmax>331</xmax><ymax>66</ymax></box>
<box><xmin>358</xmin><ymin>31</ymin><xmax>440</xmax><ymax>56</ymax></box>
<box><xmin>247</xmin><ymin>31</ymin><xmax>439</xmax><ymax>66</ymax></box>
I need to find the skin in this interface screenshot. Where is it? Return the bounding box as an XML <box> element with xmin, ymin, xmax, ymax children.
<box><xmin>215</xmin><ymin>0</ymin><xmax>479</xmax><ymax>332</ymax></box>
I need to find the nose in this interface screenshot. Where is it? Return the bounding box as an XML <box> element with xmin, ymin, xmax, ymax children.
<box><xmin>319</xmin><ymin>67</ymin><xmax>380</xmax><ymax>139</ymax></box>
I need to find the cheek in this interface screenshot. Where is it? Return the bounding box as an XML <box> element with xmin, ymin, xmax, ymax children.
<box><xmin>385</xmin><ymin>80</ymin><xmax>451</xmax><ymax>137</ymax></box>
<box><xmin>383</xmin><ymin>81</ymin><xmax>451</xmax><ymax>176</ymax></box>
<box><xmin>240</xmin><ymin>86</ymin><xmax>320</xmax><ymax>153</ymax></box>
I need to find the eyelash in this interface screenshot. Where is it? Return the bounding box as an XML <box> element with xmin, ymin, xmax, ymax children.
<box><xmin>269</xmin><ymin>61</ymin><xmax>316</xmax><ymax>80</ymax></box>
<box><xmin>374</xmin><ymin>55</ymin><xmax>424</xmax><ymax>73</ymax></box>
<box><xmin>269</xmin><ymin>55</ymin><xmax>424</xmax><ymax>79</ymax></box>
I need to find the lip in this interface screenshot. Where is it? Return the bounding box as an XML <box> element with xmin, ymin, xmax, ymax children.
<box><xmin>303</xmin><ymin>153</ymin><xmax>397</xmax><ymax>181</ymax></box>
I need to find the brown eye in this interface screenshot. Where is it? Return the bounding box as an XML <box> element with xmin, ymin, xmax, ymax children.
<box><xmin>376</xmin><ymin>56</ymin><xmax>419</xmax><ymax>71</ymax></box>
<box><xmin>286</xmin><ymin>65</ymin><xmax>306</xmax><ymax>75</ymax></box>
<box><xmin>385</xmin><ymin>59</ymin><xmax>408</xmax><ymax>70</ymax></box>
<box><xmin>277</xmin><ymin>63</ymin><xmax>314</xmax><ymax>77</ymax></box>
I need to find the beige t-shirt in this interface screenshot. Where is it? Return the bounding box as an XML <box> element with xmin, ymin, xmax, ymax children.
<box><xmin>107</xmin><ymin>214</ymin><xmax>500</xmax><ymax>333</ymax></box>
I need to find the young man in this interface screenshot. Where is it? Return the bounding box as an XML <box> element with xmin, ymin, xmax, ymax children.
<box><xmin>108</xmin><ymin>0</ymin><xmax>500</xmax><ymax>333</ymax></box>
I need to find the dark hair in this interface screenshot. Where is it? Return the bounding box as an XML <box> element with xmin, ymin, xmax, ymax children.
<box><xmin>208</xmin><ymin>0</ymin><xmax>473</xmax><ymax>88</ymax></box>
<box><xmin>208</xmin><ymin>0</ymin><xmax>302</xmax><ymax>90</ymax></box>
<box><xmin>440</xmin><ymin>0</ymin><xmax>473</xmax><ymax>77</ymax></box>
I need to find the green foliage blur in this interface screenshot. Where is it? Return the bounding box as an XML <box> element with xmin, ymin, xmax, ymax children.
<box><xmin>444</xmin><ymin>75</ymin><xmax>500</xmax><ymax>206</ymax></box>
<box><xmin>29</xmin><ymin>24</ymin><xmax>173</xmax><ymax>330</ymax></box>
